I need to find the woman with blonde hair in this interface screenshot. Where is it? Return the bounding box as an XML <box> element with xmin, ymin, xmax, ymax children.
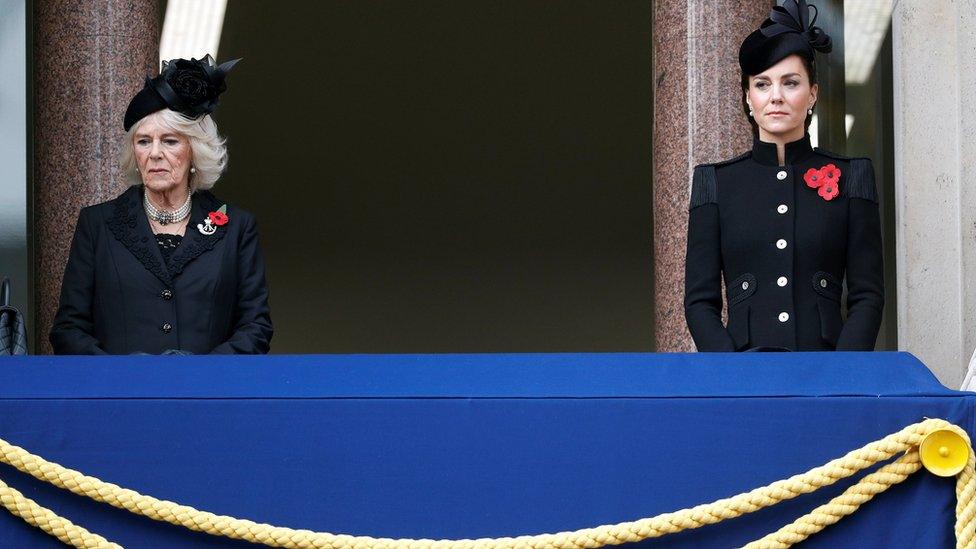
<box><xmin>51</xmin><ymin>56</ymin><xmax>273</xmax><ymax>354</ymax></box>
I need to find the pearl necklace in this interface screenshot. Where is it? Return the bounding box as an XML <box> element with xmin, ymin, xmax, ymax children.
<box><xmin>144</xmin><ymin>190</ymin><xmax>192</xmax><ymax>225</ymax></box>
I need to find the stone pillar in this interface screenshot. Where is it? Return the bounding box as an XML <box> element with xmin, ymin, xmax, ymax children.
<box><xmin>893</xmin><ymin>1</ymin><xmax>976</xmax><ymax>386</ymax></box>
<box><xmin>652</xmin><ymin>1</ymin><xmax>771</xmax><ymax>351</ymax></box>
<box><xmin>34</xmin><ymin>1</ymin><xmax>159</xmax><ymax>353</ymax></box>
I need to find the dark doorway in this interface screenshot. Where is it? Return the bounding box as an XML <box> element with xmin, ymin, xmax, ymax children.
<box><xmin>213</xmin><ymin>1</ymin><xmax>653</xmax><ymax>352</ymax></box>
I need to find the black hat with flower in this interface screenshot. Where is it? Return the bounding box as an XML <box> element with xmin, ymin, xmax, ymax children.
<box><xmin>123</xmin><ymin>55</ymin><xmax>240</xmax><ymax>131</ymax></box>
<box><xmin>738</xmin><ymin>0</ymin><xmax>832</xmax><ymax>75</ymax></box>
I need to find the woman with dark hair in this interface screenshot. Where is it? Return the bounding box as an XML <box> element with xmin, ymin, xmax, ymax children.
<box><xmin>684</xmin><ymin>0</ymin><xmax>883</xmax><ymax>352</ymax></box>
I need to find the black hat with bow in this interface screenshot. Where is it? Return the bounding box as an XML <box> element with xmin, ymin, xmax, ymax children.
<box><xmin>739</xmin><ymin>0</ymin><xmax>832</xmax><ymax>75</ymax></box>
<box><xmin>123</xmin><ymin>55</ymin><xmax>241</xmax><ymax>131</ymax></box>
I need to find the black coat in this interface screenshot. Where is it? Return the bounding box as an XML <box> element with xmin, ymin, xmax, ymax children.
<box><xmin>50</xmin><ymin>185</ymin><xmax>273</xmax><ymax>354</ymax></box>
<box><xmin>684</xmin><ymin>135</ymin><xmax>883</xmax><ymax>352</ymax></box>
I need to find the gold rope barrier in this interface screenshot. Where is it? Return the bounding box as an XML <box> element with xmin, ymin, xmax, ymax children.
<box><xmin>0</xmin><ymin>418</ymin><xmax>971</xmax><ymax>548</ymax></box>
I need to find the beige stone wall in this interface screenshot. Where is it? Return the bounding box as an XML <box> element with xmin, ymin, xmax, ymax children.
<box><xmin>893</xmin><ymin>0</ymin><xmax>976</xmax><ymax>386</ymax></box>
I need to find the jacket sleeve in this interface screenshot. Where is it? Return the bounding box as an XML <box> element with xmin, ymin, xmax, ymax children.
<box><xmin>50</xmin><ymin>207</ymin><xmax>108</xmax><ymax>355</ymax></box>
<box><xmin>836</xmin><ymin>158</ymin><xmax>884</xmax><ymax>350</ymax></box>
<box><xmin>684</xmin><ymin>165</ymin><xmax>735</xmax><ymax>352</ymax></box>
<box><xmin>210</xmin><ymin>213</ymin><xmax>273</xmax><ymax>354</ymax></box>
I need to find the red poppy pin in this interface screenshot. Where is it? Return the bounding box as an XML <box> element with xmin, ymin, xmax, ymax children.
<box><xmin>209</xmin><ymin>205</ymin><xmax>229</xmax><ymax>226</ymax></box>
<box><xmin>198</xmin><ymin>204</ymin><xmax>229</xmax><ymax>235</ymax></box>
<box><xmin>803</xmin><ymin>164</ymin><xmax>841</xmax><ymax>201</ymax></box>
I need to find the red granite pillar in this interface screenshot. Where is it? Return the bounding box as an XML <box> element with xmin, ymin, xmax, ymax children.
<box><xmin>34</xmin><ymin>1</ymin><xmax>160</xmax><ymax>353</ymax></box>
<box><xmin>652</xmin><ymin>1</ymin><xmax>771</xmax><ymax>351</ymax></box>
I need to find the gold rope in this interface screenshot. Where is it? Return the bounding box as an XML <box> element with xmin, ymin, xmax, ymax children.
<box><xmin>0</xmin><ymin>418</ymin><xmax>970</xmax><ymax>548</ymax></box>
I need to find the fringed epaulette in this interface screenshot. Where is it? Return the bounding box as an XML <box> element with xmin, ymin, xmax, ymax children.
<box><xmin>689</xmin><ymin>165</ymin><xmax>717</xmax><ymax>210</ymax></box>
<box><xmin>688</xmin><ymin>152</ymin><xmax>749</xmax><ymax>210</ymax></box>
<box><xmin>845</xmin><ymin>157</ymin><xmax>878</xmax><ymax>203</ymax></box>
<box><xmin>816</xmin><ymin>149</ymin><xmax>878</xmax><ymax>203</ymax></box>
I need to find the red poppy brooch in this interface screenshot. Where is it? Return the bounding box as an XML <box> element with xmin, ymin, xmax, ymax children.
<box><xmin>197</xmin><ymin>204</ymin><xmax>229</xmax><ymax>235</ymax></box>
<box><xmin>802</xmin><ymin>164</ymin><xmax>841</xmax><ymax>201</ymax></box>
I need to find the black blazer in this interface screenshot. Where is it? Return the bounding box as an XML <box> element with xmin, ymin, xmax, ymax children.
<box><xmin>684</xmin><ymin>135</ymin><xmax>884</xmax><ymax>352</ymax></box>
<box><xmin>51</xmin><ymin>185</ymin><xmax>273</xmax><ymax>354</ymax></box>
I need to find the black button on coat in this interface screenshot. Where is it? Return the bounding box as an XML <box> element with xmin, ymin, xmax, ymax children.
<box><xmin>684</xmin><ymin>134</ymin><xmax>884</xmax><ymax>352</ymax></box>
<box><xmin>50</xmin><ymin>185</ymin><xmax>273</xmax><ymax>354</ymax></box>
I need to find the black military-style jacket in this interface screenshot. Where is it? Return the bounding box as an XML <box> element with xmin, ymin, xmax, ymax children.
<box><xmin>684</xmin><ymin>134</ymin><xmax>884</xmax><ymax>352</ymax></box>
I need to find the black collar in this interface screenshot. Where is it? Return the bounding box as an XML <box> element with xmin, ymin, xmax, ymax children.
<box><xmin>106</xmin><ymin>185</ymin><xmax>227</xmax><ymax>285</ymax></box>
<box><xmin>752</xmin><ymin>133</ymin><xmax>814</xmax><ymax>167</ymax></box>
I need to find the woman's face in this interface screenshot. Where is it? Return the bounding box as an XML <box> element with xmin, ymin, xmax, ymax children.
<box><xmin>745</xmin><ymin>54</ymin><xmax>818</xmax><ymax>141</ymax></box>
<box><xmin>133</xmin><ymin>112</ymin><xmax>192</xmax><ymax>194</ymax></box>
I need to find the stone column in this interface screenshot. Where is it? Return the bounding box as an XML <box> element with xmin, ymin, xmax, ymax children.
<box><xmin>652</xmin><ymin>1</ymin><xmax>771</xmax><ymax>351</ymax></box>
<box><xmin>34</xmin><ymin>1</ymin><xmax>159</xmax><ymax>353</ymax></box>
<box><xmin>893</xmin><ymin>1</ymin><xmax>976</xmax><ymax>386</ymax></box>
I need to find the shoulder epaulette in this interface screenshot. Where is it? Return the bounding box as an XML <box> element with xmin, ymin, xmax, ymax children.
<box><xmin>688</xmin><ymin>152</ymin><xmax>749</xmax><ymax>210</ymax></box>
<box><xmin>689</xmin><ymin>165</ymin><xmax>717</xmax><ymax>210</ymax></box>
<box><xmin>845</xmin><ymin>157</ymin><xmax>878</xmax><ymax>202</ymax></box>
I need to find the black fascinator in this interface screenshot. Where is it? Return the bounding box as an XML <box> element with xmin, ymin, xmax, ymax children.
<box><xmin>739</xmin><ymin>0</ymin><xmax>832</xmax><ymax>75</ymax></box>
<box><xmin>123</xmin><ymin>55</ymin><xmax>241</xmax><ymax>131</ymax></box>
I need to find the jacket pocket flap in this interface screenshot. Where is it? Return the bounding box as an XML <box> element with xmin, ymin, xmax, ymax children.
<box><xmin>812</xmin><ymin>271</ymin><xmax>842</xmax><ymax>302</ymax></box>
<box><xmin>728</xmin><ymin>273</ymin><xmax>757</xmax><ymax>306</ymax></box>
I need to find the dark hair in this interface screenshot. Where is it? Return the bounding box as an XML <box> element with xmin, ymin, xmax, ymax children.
<box><xmin>740</xmin><ymin>54</ymin><xmax>818</xmax><ymax>137</ymax></box>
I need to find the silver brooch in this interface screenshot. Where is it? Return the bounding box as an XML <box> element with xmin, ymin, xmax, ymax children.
<box><xmin>197</xmin><ymin>218</ymin><xmax>217</xmax><ymax>236</ymax></box>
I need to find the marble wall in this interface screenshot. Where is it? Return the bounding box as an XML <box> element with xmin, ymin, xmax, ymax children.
<box><xmin>34</xmin><ymin>0</ymin><xmax>159</xmax><ymax>353</ymax></box>
<box><xmin>893</xmin><ymin>0</ymin><xmax>976</xmax><ymax>387</ymax></box>
<box><xmin>652</xmin><ymin>1</ymin><xmax>771</xmax><ymax>351</ymax></box>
